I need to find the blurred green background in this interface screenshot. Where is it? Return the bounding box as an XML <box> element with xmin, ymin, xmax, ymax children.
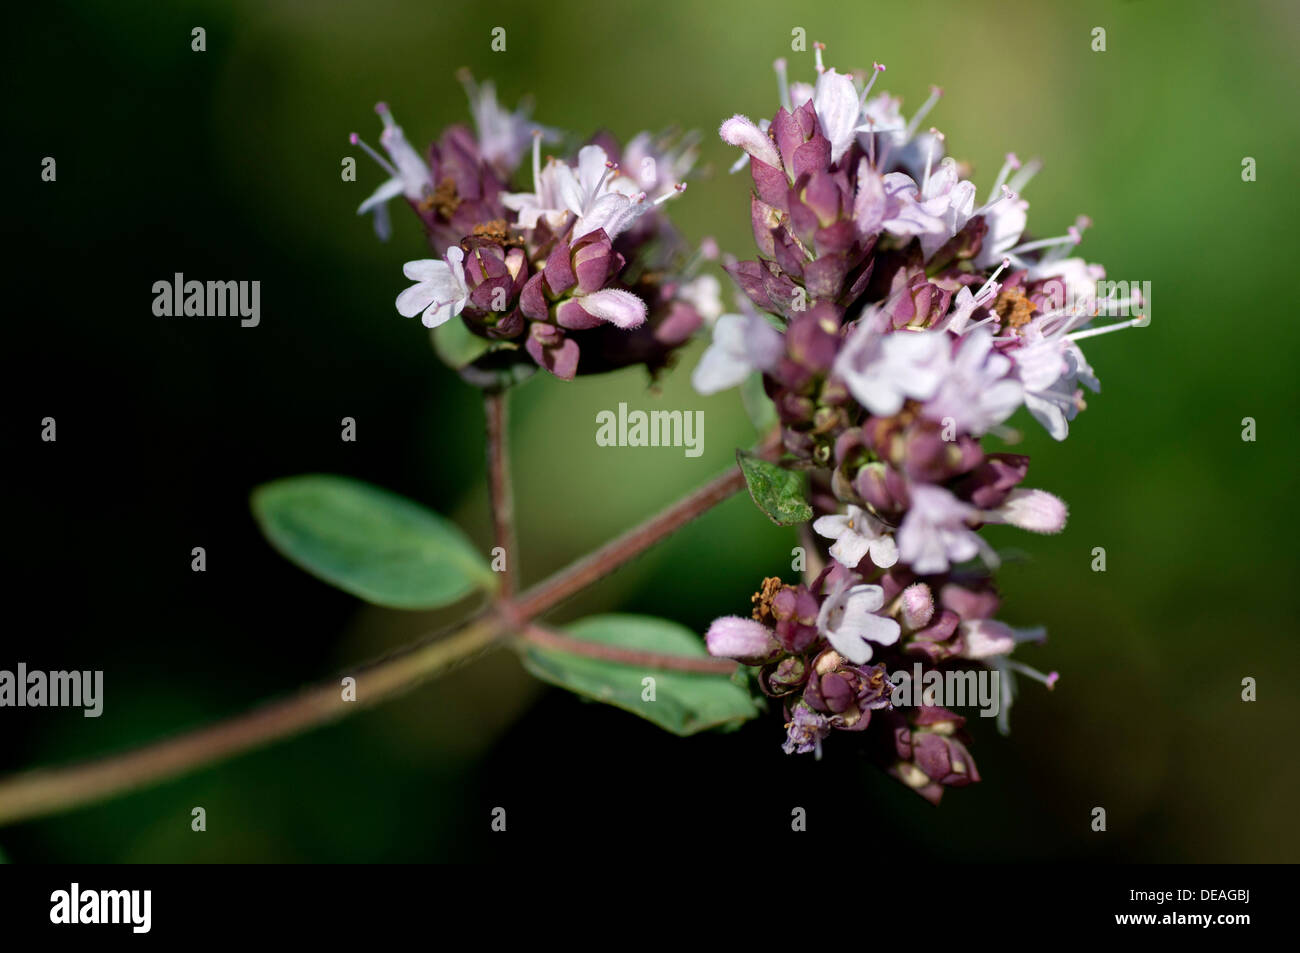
<box><xmin>5</xmin><ymin>0</ymin><xmax>1299</xmax><ymax>861</ymax></box>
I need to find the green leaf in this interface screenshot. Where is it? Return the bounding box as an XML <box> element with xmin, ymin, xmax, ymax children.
<box><xmin>251</xmin><ymin>475</ymin><xmax>495</xmax><ymax>609</ymax></box>
<box><xmin>736</xmin><ymin>451</ymin><xmax>812</xmax><ymax>525</ymax></box>
<box><xmin>520</xmin><ymin>615</ymin><xmax>759</xmax><ymax>736</ymax></box>
<box><xmin>740</xmin><ymin>370</ymin><xmax>777</xmax><ymax>437</ymax></box>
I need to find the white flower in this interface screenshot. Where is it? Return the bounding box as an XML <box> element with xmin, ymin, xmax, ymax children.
<box><xmin>813</xmin><ymin>504</ymin><xmax>898</xmax><ymax>570</ymax></box>
<box><xmin>677</xmin><ymin>274</ymin><xmax>723</xmax><ymax>325</ymax></box>
<box><xmin>897</xmin><ymin>485</ymin><xmax>996</xmax><ymax>575</ymax></box>
<box><xmin>502</xmin><ymin>137</ymin><xmax>571</xmax><ymax>232</ymax></box>
<box><xmin>395</xmin><ymin>246</ymin><xmax>470</xmax><ymax>329</ymax></box>
<box><xmin>353</xmin><ymin>103</ymin><xmax>434</xmax><ymax>241</ymax></box>
<box><xmin>922</xmin><ymin>328</ymin><xmax>1023</xmax><ymax>436</ymax></box>
<box><xmin>853</xmin><ymin>164</ymin><xmax>947</xmax><ymax>239</ymax></box>
<box><xmin>917</xmin><ymin>157</ymin><xmax>977</xmax><ymax>260</ymax></box>
<box><xmin>691</xmin><ymin>313</ymin><xmax>784</xmax><ymax>395</ymax></box>
<box><xmin>505</xmin><ymin>143</ymin><xmax>654</xmax><ymax>241</ymax></box>
<box><xmin>974</xmin><ymin>195</ymin><xmax>1028</xmax><ymax>269</ymax></box>
<box><xmin>834</xmin><ymin>314</ymin><xmax>951</xmax><ymax>416</ymax></box>
<box><xmin>621</xmin><ymin>130</ymin><xmax>698</xmax><ymax>201</ymax></box>
<box><xmin>459</xmin><ymin>71</ymin><xmax>559</xmax><ymax>174</ymax></box>
<box><xmin>1012</xmin><ymin>323</ymin><xmax>1100</xmax><ymax>441</ymax></box>
<box><xmin>816</xmin><ymin>579</ymin><xmax>901</xmax><ymax>665</ymax></box>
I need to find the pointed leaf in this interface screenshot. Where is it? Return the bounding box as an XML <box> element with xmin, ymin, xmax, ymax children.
<box><xmin>736</xmin><ymin>451</ymin><xmax>812</xmax><ymax>525</ymax></box>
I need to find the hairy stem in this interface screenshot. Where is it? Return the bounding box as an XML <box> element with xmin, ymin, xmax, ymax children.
<box><xmin>0</xmin><ymin>612</ymin><xmax>508</xmax><ymax>827</ymax></box>
<box><xmin>484</xmin><ymin>390</ymin><xmax>518</xmax><ymax>599</ymax></box>
<box><xmin>0</xmin><ymin>451</ymin><xmax>766</xmax><ymax>827</ymax></box>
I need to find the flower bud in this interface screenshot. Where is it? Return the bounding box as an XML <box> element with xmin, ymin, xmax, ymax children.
<box><xmin>705</xmin><ymin>616</ymin><xmax>783</xmax><ymax>664</ymax></box>
<box><xmin>900</xmin><ymin>582</ymin><xmax>934</xmax><ymax>630</ymax></box>
<box><xmin>990</xmin><ymin>488</ymin><xmax>1067</xmax><ymax>534</ymax></box>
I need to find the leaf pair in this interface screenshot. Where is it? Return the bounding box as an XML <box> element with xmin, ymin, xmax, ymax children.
<box><xmin>251</xmin><ymin>475</ymin><xmax>756</xmax><ymax>736</ymax></box>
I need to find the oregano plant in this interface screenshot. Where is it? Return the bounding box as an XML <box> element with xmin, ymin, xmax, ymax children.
<box><xmin>0</xmin><ymin>46</ymin><xmax>1143</xmax><ymax>824</ymax></box>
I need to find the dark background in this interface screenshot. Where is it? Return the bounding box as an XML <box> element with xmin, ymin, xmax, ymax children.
<box><xmin>3</xmin><ymin>0</ymin><xmax>1298</xmax><ymax>861</ymax></box>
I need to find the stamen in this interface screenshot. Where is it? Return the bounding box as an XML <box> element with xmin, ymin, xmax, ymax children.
<box><xmin>773</xmin><ymin>58</ymin><xmax>792</xmax><ymax>113</ymax></box>
<box><xmin>975</xmin><ymin>257</ymin><xmax>1012</xmax><ymax>299</ymax></box>
<box><xmin>857</xmin><ymin>62</ymin><xmax>886</xmax><ymax>109</ymax></box>
<box><xmin>1066</xmin><ymin>318</ymin><xmax>1145</xmax><ymax>342</ymax></box>
<box><xmin>374</xmin><ymin>101</ymin><xmax>396</xmax><ymax>129</ymax></box>
<box><xmin>1007</xmin><ymin>660</ymin><xmax>1059</xmax><ymax>689</ymax></box>
<box><xmin>1005</xmin><ymin>231</ymin><xmax>1079</xmax><ymax>256</ymax></box>
<box><xmin>594</xmin><ymin>160</ymin><xmax>618</xmax><ymax>198</ymax></box>
<box><xmin>988</xmin><ymin>152</ymin><xmax>1021</xmax><ymax>203</ymax></box>
<box><xmin>1006</xmin><ymin>157</ymin><xmax>1042</xmax><ymax>194</ymax></box>
<box><xmin>814</xmin><ymin>42</ymin><xmax>826</xmax><ymax>74</ymax></box>
<box><xmin>974</xmin><ymin>185</ymin><xmax>1017</xmax><ymax>218</ymax></box>
<box><xmin>652</xmin><ymin>182</ymin><xmax>688</xmax><ymax>206</ymax></box>
<box><xmin>921</xmin><ymin>129</ymin><xmax>944</xmax><ymax>193</ymax></box>
<box><xmin>904</xmin><ymin>86</ymin><xmax>944</xmax><ymax>140</ymax></box>
<box><xmin>350</xmin><ymin>132</ymin><xmax>398</xmax><ymax>178</ymax></box>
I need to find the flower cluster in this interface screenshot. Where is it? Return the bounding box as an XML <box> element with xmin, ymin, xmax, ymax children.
<box><xmin>353</xmin><ymin>72</ymin><xmax>715</xmax><ymax>382</ymax></box>
<box><xmin>701</xmin><ymin>46</ymin><xmax>1137</xmax><ymax>802</ymax></box>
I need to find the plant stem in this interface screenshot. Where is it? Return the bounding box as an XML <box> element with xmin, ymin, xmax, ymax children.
<box><xmin>520</xmin><ymin>625</ymin><xmax>737</xmax><ymax>674</ymax></box>
<box><xmin>484</xmin><ymin>390</ymin><xmax>518</xmax><ymax>599</ymax></box>
<box><xmin>0</xmin><ymin>453</ymin><xmax>765</xmax><ymax>827</ymax></box>
<box><xmin>0</xmin><ymin>612</ymin><xmax>508</xmax><ymax>827</ymax></box>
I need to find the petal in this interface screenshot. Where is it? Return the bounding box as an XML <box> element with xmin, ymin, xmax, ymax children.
<box><xmin>813</xmin><ymin>69</ymin><xmax>860</xmax><ymax>163</ymax></box>
<box><xmin>575</xmin><ymin>144</ymin><xmax>611</xmax><ymax>197</ymax></box>
<box><xmin>553</xmin><ymin>162</ymin><xmax>586</xmax><ymax>217</ymax></box>
<box><xmin>868</xmin><ymin>534</ymin><xmax>899</xmax><ymax>568</ymax></box>
<box><xmin>357</xmin><ymin>177</ymin><xmax>405</xmax><ymax>215</ymax></box>
<box><xmin>812</xmin><ymin>513</ymin><xmax>850</xmax><ymax>540</ymax></box>
<box><xmin>829</xmin><ymin>531</ymin><xmax>871</xmax><ymax>570</ymax></box>
<box><xmin>402</xmin><ymin>259</ymin><xmax>448</xmax><ymax>282</ymax></box>
<box><xmin>691</xmin><ymin>343</ymin><xmax>752</xmax><ymax>395</ymax></box>
<box><xmin>395</xmin><ymin>281</ymin><xmax>436</xmax><ymax>318</ymax></box>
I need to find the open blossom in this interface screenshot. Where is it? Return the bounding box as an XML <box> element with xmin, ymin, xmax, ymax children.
<box><xmin>505</xmin><ymin>143</ymin><xmax>664</xmax><ymax>242</ymax></box>
<box><xmin>834</xmin><ymin>318</ymin><xmax>950</xmax><ymax>416</ymax></box>
<box><xmin>783</xmin><ymin>705</ymin><xmax>830</xmax><ymax>756</ymax></box>
<box><xmin>813</xmin><ymin>504</ymin><xmax>898</xmax><ymax>570</ymax></box>
<box><xmin>352</xmin><ymin>103</ymin><xmax>434</xmax><ymax>241</ymax></box>
<box><xmin>1011</xmin><ymin>321</ymin><xmax>1101</xmax><ymax>440</ymax></box>
<box><xmin>922</xmin><ymin>328</ymin><xmax>1023</xmax><ymax>436</ymax></box>
<box><xmin>395</xmin><ymin>247</ymin><xmax>469</xmax><ymax>328</ymax></box>
<box><xmin>853</xmin><ymin>163</ymin><xmax>946</xmax><ymax>239</ymax></box>
<box><xmin>816</xmin><ymin>579</ymin><xmax>901</xmax><ymax>664</ymax></box>
<box><xmin>458</xmin><ymin>70</ymin><xmax>558</xmax><ymax>175</ymax></box>
<box><xmin>897</xmin><ymin>485</ymin><xmax>993</xmax><ymax>575</ymax></box>
<box><xmin>915</xmin><ymin>157</ymin><xmax>977</xmax><ymax>260</ymax></box>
